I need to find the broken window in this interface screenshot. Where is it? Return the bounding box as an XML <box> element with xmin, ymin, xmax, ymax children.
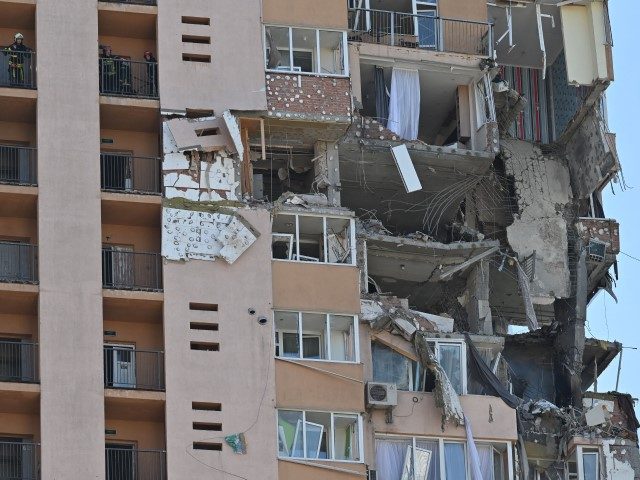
<box><xmin>277</xmin><ymin>410</ymin><xmax>362</xmax><ymax>462</ymax></box>
<box><xmin>372</xmin><ymin>342</ymin><xmax>423</xmax><ymax>392</ymax></box>
<box><xmin>274</xmin><ymin>311</ymin><xmax>358</xmax><ymax>362</ymax></box>
<box><xmin>265</xmin><ymin>26</ymin><xmax>348</xmax><ymax>76</ymax></box>
<box><xmin>475</xmin><ymin>75</ymin><xmax>496</xmax><ymax>128</ymax></box>
<box><xmin>272</xmin><ymin>213</ymin><xmax>355</xmax><ymax>264</ymax></box>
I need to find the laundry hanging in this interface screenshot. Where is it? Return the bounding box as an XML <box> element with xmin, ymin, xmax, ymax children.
<box><xmin>387</xmin><ymin>67</ymin><xmax>421</xmax><ymax>141</ymax></box>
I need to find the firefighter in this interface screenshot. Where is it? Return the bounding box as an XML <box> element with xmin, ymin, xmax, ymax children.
<box><xmin>4</xmin><ymin>33</ymin><xmax>32</xmax><ymax>86</ymax></box>
<box><xmin>143</xmin><ymin>51</ymin><xmax>157</xmax><ymax>96</ymax></box>
<box><xmin>99</xmin><ymin>45</ymin><xmax>119</xmax><ymax>93</ymax></box>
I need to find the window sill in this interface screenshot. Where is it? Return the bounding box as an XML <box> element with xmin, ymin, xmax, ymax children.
<box><xmin>278</xmin><ymin>456</ymin><xmax>364</xmax><ymax>465</ymax></box>
<box><xmin>272</xmin><ymin>258</ymin><xmax>356</xmax><ymax>267</ymax></box>
<box><xmin>266</xmin><ymin>69</ymin><xmax>349</xmax><ymax>79</ymax></box>
<box><xmin>276</xmin><ymin>356</ymin><xmax>361</xmax><ymax>365</ymax></box>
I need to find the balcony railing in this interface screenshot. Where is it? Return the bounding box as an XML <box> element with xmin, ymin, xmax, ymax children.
<box><xmin>0</xmin><ymin>242</ymin><xmax>38</xmax><ymax>284</ymax></box>
<box><xmin>348</xmin><ymin>8</ymin><xmax>494</xmax><ymax>57</ymax></box>
<box><xmin>105</xmin><ymin>447</ymin><xmax>166</xmax><ymax>480</ymax></box>
<box><xmin>0</xmin><ymin>145</ymin><xmax>37</xmax><ymax>186</ymax></box>
<box><xmin>99</xmin><ymin>58</ymin><xmax>158</xmax><ymax>99</ymax></box>
<box><xmin>0</xmin><ymin>341</ymin><xmax>38</xmax><ymax>383</ymax></box>
<box><xmin>100</xmin><ymin>0</ymin><xmax>157</xmax><ymax>5</ymax></box>
<box><xmin>0</xmin><ymin>440</ymin><xmax>39</xmax><ymax>480</ymax></box>
<box><xmin>102</xmin><ymin>249</ymin><xmax>162</xmax><ymax>292</ymax></box>
<box><xmin>100</xmin><ymin>153</ymin><xmax>161</xmax><ymax>195</ymax></box>
<box><xmin>104</xmin><ymin>346</ymin><xmax>164</xmax><ymax>391</ymax></box>
<box><xmin>0</xmin><ymin>51</ymin><xmax>36</xmax><ymax>89</ymax></box>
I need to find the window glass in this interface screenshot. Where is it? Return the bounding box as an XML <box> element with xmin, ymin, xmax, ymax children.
<box><xmin>278</xmin><ymin>410</ymin><xmax>303</xmax><ymax>457</ymax></box>
<box><xmin>301</xmin><ymin>313</ymin><xmax>327</xmax><ymax>359</ymax></box>
<box><xmin>334</xmin><ymin>415</ymin><xmax>360</xmax><ymax>461</ymax></box>
<box><xmin>319</xmin><ymin>31</ymin><xmax>345</xmax><ymax>75</ymax></box>
<box><xmin>439</xmin><ymin>343</ymin><xmax>462</xmax><ymax>394</ymax></box>
<box><xmin>304</xmin><ymin>412</ymin><xmax>331</xmax><ymax>459</ymax></box>
<box><xmin>326</xmin><ymin>216</ymin><xmax>352</xmax><ymax>263</ymax></box>
<box><xmin>375</xmin><ymin>439</ymin><xmax>412</xmax><ymax>480</ymax></box>
<box><xmin>296</xmin><ymin>215</ymin><xmax>324</xmax><ymax>261</ymax></box>
<box><xmin>272</xmin><ymin>214</ymin><xmax>296</xmax><ymax>260</ymax></box>
<box><xmin>582</xmin><ymin>452</ymin><xmax>598</xmax><ymax>480</ymax></box>
<box><xmin>275</xmin><ymin>311</ymin><xmax>299</xmax><ymax>358</ymax></box>
<box><xmin>444</xmin><ymin>442</ymin><xmax>466</xmax><ymax>480</ymax></box>
<box><xmin>372</xmin><ymin>342</ymin><xmax>412</xmax><ymax>390</ymax></box>
<box><xmin>265</xmin><ymin>26</ymin><xmax>291</xmax><ymax>70</ymax></box>
<box><xmin>415</xmin><ymin>440</ymin><xmax>439</xmax><ymax>480</ymax></box>
<box><xmin>291</xmin><ymin>28</ymin><xmax>317</xmax><ymax>73</ymax></box>
<box><xmin>329</xmin><ymin>315</ymin><xmax>355</xmax><ymax>361</ymax></box>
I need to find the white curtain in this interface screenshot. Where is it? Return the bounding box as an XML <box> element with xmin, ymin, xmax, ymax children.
<box><xmin>477</xmin><ymin>446</ymin><xmax>494</xmax><ymax>480</ymax></box>
<box><xmin>387</xmin><ymin>68</ymin><xmax>421</xmax><ymax>141</ymax></box>
<box><xmin>465</xmin><ymin>414</ymin><xmax>484</xmax><ymax>480</ymax></box>
<box><xmin>416</xmin><ymin>440</ymin><xmax>440</xmax><ymax>480</ymax></box>
<box><xmin>444</xmin><ymin>443</ymin><xmax>467</xmax><ymax>480</ymax></box>
<box><xmin>376</xmin><ymin>439</ymin><xmax>411</xmax><ymax>480</ymax></box>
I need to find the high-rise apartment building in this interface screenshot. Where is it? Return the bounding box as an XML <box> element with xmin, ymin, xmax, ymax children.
<box><xmin>0</xmin><ymin>0</ymin><xmax>637</xmax><ymax>479</ymax></box>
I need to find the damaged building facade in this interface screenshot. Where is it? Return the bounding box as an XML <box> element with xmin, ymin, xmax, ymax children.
<box><xmin>0</xmin><ymin>0</ymin><xmax>636</xmax><ymax>479</ymax></box>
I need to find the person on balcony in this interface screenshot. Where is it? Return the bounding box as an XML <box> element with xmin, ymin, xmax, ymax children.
<box><xmin>3</xmin><ymin>33</ymin><xmax>32</xmax><ymax>86</ymax></box>
<box><xmin>143</xmin><ymin>51</ymin><xmax>157</xmax><ymax>96</ymax></box>
<box><xmin>99</xmin><ymin>45</ymin><xmax>119</xmax><ymax>94</ymax></box>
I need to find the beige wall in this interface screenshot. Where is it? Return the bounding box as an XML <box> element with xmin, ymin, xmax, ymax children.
<box><xmin>439</xmin><ymin>0</ymin><xmax>487</xmax><ymax>23</ymax></box>
<box><xmin>0</xmin><ymin>217</ymin><xmax>37</xmax><ymax>242</ymax></box>
<box><xmin>102</xmin><ymin>223</ymin><xmax>161</xmax><ymax>252</ymax></box>
<box><xmin>278</xmin><ymin>459</ymin><xmax>367</xmax><ymax>480</ymax></box>
<box><xmin>0</xmin><ymin>121</ymin><xmax>36</xmax><ymax>146</ymax></box>
<box><xmin>99</xmin><ymin>35</ymin><xmax>156</xmax><ymax>62</ymax></box>
<box><xmin>272</xmin><ymin>262</ymin><xmax>361</xmax><ymax>314</ymax></box>
<box><xmin>36</xmin><ymin>1</ymin><xmax>105</xmax><ymax>478</ymax></box>
<box><xmin>275</xmin><ymin>359</ymin><xmax>364</xmax><ymax>412</ymax></box>
<box><xmin>0</xmin><ymin>313</ymin><xmax>38</xmax><ymax>340</ymax></box>
<box><xmin>100</xmin><ymin>129</ymin><xmax>159</xmax><ymax>157</ymax></box>
<box><xmin>103</xmin><ymin>319</ymin><xmax>163</xmax><ymax>350</ymax></box>
<box><xmin>263</xmin><ymin>0</ymin><xmax>347</xmax><ymax>29</ymax></box>
<box><xmin>0</xmin><ymin>27</ymin><xmax>35</xmax><ymax>49</ymax></box>
<box><xmin>0</xmin><ymin>413</ymin><xmax>40</xmax><ymax>441</ymax></box>
<box><xmin>157</xmin><ymin>0</ymin><xmax>267</xmax><ymax>114</ymax></box>
<box><xmin>163</xmin><ymin>209</ymin><xmax>278</xmax><ymax>479</ymax></box>
<box><xmin>105</xmin><ymin>419</ymin><xmax>165</xmax><ymax>450</ymax></box>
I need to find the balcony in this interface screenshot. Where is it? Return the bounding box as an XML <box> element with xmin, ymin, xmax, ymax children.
<box><xmin>348</xmin><ymin>8</ymin><xmax>493</xmax><ymax>57</ymax></box>
<box><xmin>0</xmin><ymin>145</ymin><xmax>37</xmax><ymax>186</ymax></box>
<box><xmin>105</xmin><ymin>446</ymin><xmax>166</xmax><ymax>480</ymax></box>
<box><xmin>0</xmin><ymin>51</ymin><xmax>36</xmax><ymax>90</ymax></box>
<box><xmin>0</xmin><ymin>439</ymin><xmax>39</xmax><ymax>479</ymax></box>
<box><xmin>104</xmin><ymin>346</ymin><xmax>164</xmax><ymax>391</ymax></box>
<box><xmin>100</xmin><ymin>0</ymin><xmax>157</xmax><ymax>4</ymax></box>
<box><xmin>99</xmin><ymin>58</ymin><xmax>158</xmax><ymax>99</ymax></box>
<box><xmin>0</xmin><ymin>341</ymin><xmax>38</xmax><ymax>383</ymax></box>
<box><xmin>101</xmin><ymin>153</ymin><xmax>161</xmax><ymax>195</ymax></box>
<box><xmin>0</xmin><ymin>242</ymin><xmax>38</xmax><ymax>284</ymax></box>
<box><xmin>102</xmin><ymin>249</ymin><xmax>162</xmax><ymax>292</ymax></box>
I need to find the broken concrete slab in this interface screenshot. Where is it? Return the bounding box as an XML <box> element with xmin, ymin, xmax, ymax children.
<box><xmin>164</xmin><ymin>116</ymin><xmax>237</xmax><ymax>154</ymax></box>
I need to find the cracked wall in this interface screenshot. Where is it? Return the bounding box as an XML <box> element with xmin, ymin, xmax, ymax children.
<box><xmin>502</xmin><ymin>138</ymin><xmax>573</xmax><ymax>300</ymax></box>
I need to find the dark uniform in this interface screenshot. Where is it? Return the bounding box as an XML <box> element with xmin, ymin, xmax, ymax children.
<box><xmin>143</xmin><ymin>51</ymin><xmax>157</xmax><ymax>97</ymax></box>
<box><xmin>4</xmin><ymin>41</ymin><xmax>31</xmax><ymax>86</ymax></box>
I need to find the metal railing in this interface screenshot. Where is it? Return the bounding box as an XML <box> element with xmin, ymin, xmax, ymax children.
<box><xmin>105</xmin><ymin>447</ymin><xmax>166</xmax><ymax>480</ymax></box>
<box><xmin>0</xmin><ymin>341</ymin><xmax>38</xmax><ymax>383</ymax></box>
<box><xmin>0</xmin><ymin>242</ymin><xmax>38</xmax><ymax>284</ymax></box>
<box><xmin>348</xmin><ymin>8</ymin><xmax>493</xmax><ymax>56</ymax></box>
<box><xmin>100</xmin><ymin>153</ymin><xmax>161</xmax><ymax>195</ymax></box>
<box><xmin>99</xmin><ymin>58</ymin><xmax>158</xmax><ymax>99</ymax></box>
<box><xmin>104</xmin><ymin>347</ymin><xmax>164</xmax><ymax>391</ymax></box>
<box><xmin>0</xmin><ymin>145</ymin><xmax>37</xmax><ymax>186</ymax></box>
<box><xmin>0</xmin><ymin>440</ymin><xmax>39</xmax><ymax>479</ymax></box>
<box><xmin>0</xmin><ymin>50</ymin><xmax>36</xmax><ymax>89</ymax></box>
<box><xmin>100</xmin><ymin>0</ymin><xmax>156</xmax><ymax>5</ymax></box>
<box><xmin>102</xmin><ymin>249</ymin><xmax>162</xmax><ymax>292</ymax></box>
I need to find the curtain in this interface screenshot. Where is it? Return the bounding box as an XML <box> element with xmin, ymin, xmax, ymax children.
<box><xmin>376</xmin><ymin>439</ymin><xmax>411</xmax><ymax>480</ymax></box>
<box><xmin>439</xmin><ymin>344</ymin><xmax>462</xmax><ymax>395</ymax></box>
<box><xmin>372</xmin><ymin>342</ymin><xmax>412</xmax><ymax>390</ymax></box>
<box><xmin>444</xmin><ymin>443</ymin><xmax>466</xmax><ymax>480</ymax></box>
<box><xmin>464</xmin><ymin>414</ymin><xmax>483</xmax><ymax>480</ymax></box>
<box><xmin>477</xmin><ymin>446</ymin><xmax>494</xmax><ymax>480</ymax></box>
<box><xmin>374</xmin><ymin>66</ymin><xmax>389</xmax><ymax>124</ymax></box>
<box><xmin>387</xmin><ymin>68</ymin><xmax>421</xmax><ymax>140</ymax></box>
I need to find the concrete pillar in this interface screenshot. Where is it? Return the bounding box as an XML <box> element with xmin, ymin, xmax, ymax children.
<box><xmin>465</xmin><ymin>260</ymin><xmax>493</xmax><ymax>335</ymax></box>
<box><xmin>36</xmin><ymin>1</ymin><xmax>105</xmax><ymax>478</ymax></box>
<box><xmin>314</xmin><ymin>141</ymin><xmax>341</xmax><ymax>207</ymax></box>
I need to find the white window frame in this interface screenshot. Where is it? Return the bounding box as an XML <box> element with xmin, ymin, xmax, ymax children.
<box><xmin>427</xmin><ymin>338</ymin><xmax>467</xmax><ymax>395</ymax></box>
<box><xmin>264</xmin><ymin>25</ymin><xmax>349</xmax><ymax>78</ymax></box>
<box><xmin>474</xmin><ymin>74</ymin><xmax>497</xmax><ymax>130</ymax></box>
<box><xmin>375</xmin><ymin>434</ymin><xmax>514</xmax><ymax>480</ymax></box>
<box><xmin>576</xmin><ymin>446</ymin><xmax>600</xmax><ymax>480</ymax></box>
<box><xmin>413</xmin><ymin>0</ymin><xmax>440</xmax><ymax>50</ymax></box>
<box><xmin>272</xmin><ymin>213</ymin><xmax>357</xmax><ymax>266</ymax></box>
<box><xmin>278</xmin><ymin>409</ymin><xmax>364</xmax><ymax>463</ymax></box>
<box><xmin>274</xmin><ymin>311</ymin><xmax>360</xmax><ymax>363</ymax></box>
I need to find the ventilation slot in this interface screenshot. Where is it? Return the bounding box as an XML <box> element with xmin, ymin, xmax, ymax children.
<box><xmin>192</xmin><ymin>402</ymin><xmax>221</xmax><ymax>411</ymax></box>
<box><xmin>182</xmin><ymin>16</ymin><xmax>210</xmax><ymax>26</ymax></box>
<box><xmin>190</xmin><ymin>322</ymin><xmax>219</xmax><ymax>331</ymax></box>
<box><xmin>189</xmin><ymin>302</ymin><xmax>218</xmax><ymax>312</ymax></box>
<box><xmin>182</xmin><ymin>35</ymin><xmax>211</xmax><ymax>45</ymax></box>
<box><xmin>182</xmin><ymin>53</ymin><xmax>211</xmax><ymax>63</ymax></box>
<box><xmin>193</xmin><ymin>422</ymin><xmax>222</xmax><ymax>431</ymax></box>
<box><xmin>193</xmin><ymin>442</ymin><xmax>222</xmax><ymax>451</ymax></box>
<box><xmin>191</xmin><ymin>341</ymin><xmax>219</xmax><ymax>351</ymax></box>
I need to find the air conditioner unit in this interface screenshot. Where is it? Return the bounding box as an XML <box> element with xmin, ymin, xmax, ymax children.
<box><xmin>366</xmin><ymin>382</ymin><xmax>398</xmax><ymax>408</ymax></box>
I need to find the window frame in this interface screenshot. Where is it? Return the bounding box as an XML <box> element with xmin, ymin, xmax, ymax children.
<box><xmin>427</xmin><ymin>338</ymin><xmax>467</xmax><ymax>395</ymax></box>
<box><xmin>576</xmin><ymin>446</ymin><xmax>600</xmax><ymax>480</ymax></box>
<box><xmin>278</xmin><ymin>409</ymin><xmax>364</xmax><ymax>463</ymax></box>
<box><xmin>264</xmin><ymin>25</ymin><xmax>349</xmax><ymax>78</ymax></box>
<box><xmin>272</xmin><ymin>213</ymin><xmax>357</xmax><ymax>266</ymax></box>
<box><xmin>375</xmin><ymin>435</ymin><xmax>514</xmax><ymax>480</ymax></box>
<box><xmin>274</xmin><ymin>311</ymin><xmax>360</xmax><ymax>364</ymax></box>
